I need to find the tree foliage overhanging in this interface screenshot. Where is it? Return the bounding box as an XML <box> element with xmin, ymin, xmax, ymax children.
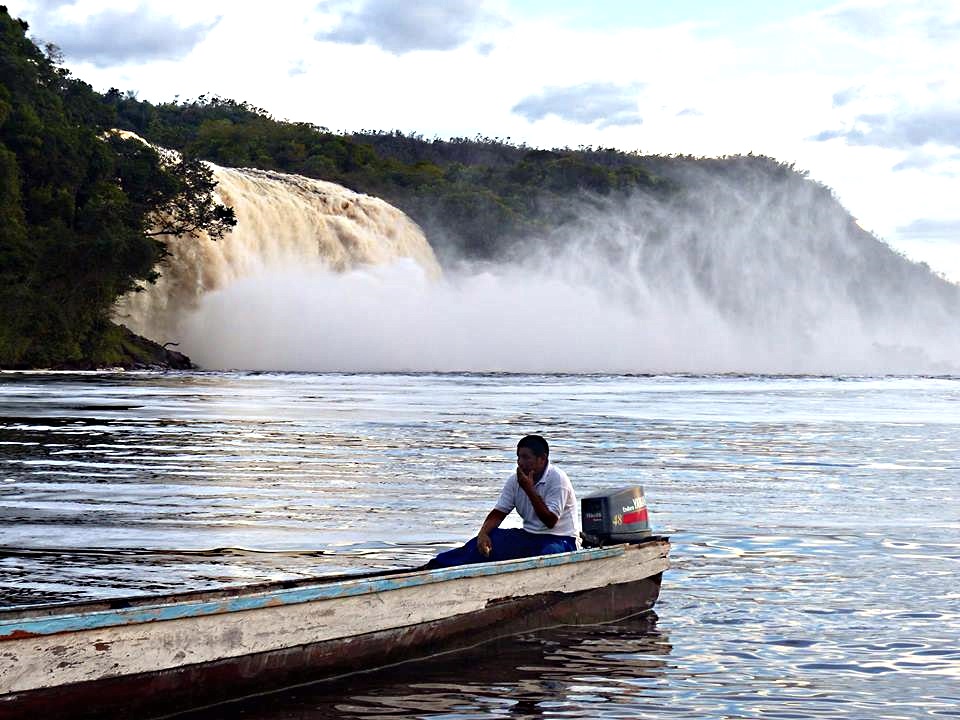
<box><xmin>0</xmin><ymin>7</ymin><xmax>235</xmax><ymax>368</ymax></box>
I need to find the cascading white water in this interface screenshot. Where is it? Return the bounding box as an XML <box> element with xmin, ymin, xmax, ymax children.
<box><xmin>116</xmin><ymin>143</ymin><xmax>960</xmax><ymax>374</ymax></box>
<box><xmin>114</xmin><ymin>165</ymin><xmax>440</xmax><ymax>343</ymax></box>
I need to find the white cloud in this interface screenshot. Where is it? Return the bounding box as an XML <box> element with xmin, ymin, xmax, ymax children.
<box><xmin>11</xmin><ymin>1</ymin><xmax>220</xmax><ymax>66</ymax></box>
<box><xmin>511</xmin><ymin>83</ymin><xmax>644</xmax><ymax>128</ymax></box>
<box><xmin>898</xmin><ymin>218</ymin><xmax>960</xmax><ymax>241</ymax></box>
<box><xmin>822</xmin><ymin>0</ymin><xmax>960</xmax><ymax>45</ymax></box>
<box><xmin>315</xmin><ymin>0</ymin><xmax>506</xmax><ymax>55</ymax></box>
<box><xmin>814</xmin><ymin>107</ymin><xmax>960</xmax><ymax>150</ymax></box>
<box><xmin>893</xmin><ymin>150</ymin><xmax>960</xmax><ymax>173</ymax></box>
<box><xmin>832</xmin><ymin>86</ymin><xmax>862</xmax><ymax>107</ymax></box>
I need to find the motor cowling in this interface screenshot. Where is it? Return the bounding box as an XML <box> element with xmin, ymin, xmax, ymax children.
<box><xmin>580</xmin><ymin>486</ymin><xmax>651</xmax><ymax>547</ymax></box>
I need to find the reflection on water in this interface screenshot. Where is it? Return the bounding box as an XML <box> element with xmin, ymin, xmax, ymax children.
<box><xmin>179</xmin><ymin>614</ymin><xmax>671</xmax><ymax>720</ymax></box>
<box><xmin>2</xmin><ymin>372</ymin><xmax>959</xmax><ymax>718</ymax></box>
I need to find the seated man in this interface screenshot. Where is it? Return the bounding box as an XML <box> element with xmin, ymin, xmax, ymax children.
<box><xmin>427</xmin><ymin>434</ymin><xmax>578</xmax><ymax>568</ymax></box>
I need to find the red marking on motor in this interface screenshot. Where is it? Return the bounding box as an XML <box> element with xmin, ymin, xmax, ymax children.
<box><xmin>622</xmin><ymin>508</ymin><xmax>648</xmax><ymax>524</ymax></box>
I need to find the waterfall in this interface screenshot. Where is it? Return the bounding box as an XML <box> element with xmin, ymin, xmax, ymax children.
<box><xmin>171</xmin><ymin>163</ymin><xmax>960</xmax><ymax>374</ymax></box>
<box><xmin>114</xmin><ymin>139</ymin><xmax>960</xmax><ymax>373</ymax></box>
<box><xmin>114</xmin><ymin>165</ymin><xmax>440</xmax><ymax>343</ymax></box>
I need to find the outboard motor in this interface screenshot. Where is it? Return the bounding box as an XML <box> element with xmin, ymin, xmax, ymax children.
<box><xmin>580</xmin><ymin>486</ymin><xmax>651</xmax><ymax>547</ymax></box>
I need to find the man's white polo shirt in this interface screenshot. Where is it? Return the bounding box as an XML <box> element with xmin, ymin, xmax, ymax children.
<box><xmin>494</xmin><ymin>463</ymin><xmax>578</xmax><ymax>537</ymax></box>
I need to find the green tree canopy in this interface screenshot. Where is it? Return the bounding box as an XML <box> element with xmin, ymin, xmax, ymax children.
<box><xmin>0</xmin><ymin>7</ymin><xmax>234</xmax><ymax>368</ymax></box>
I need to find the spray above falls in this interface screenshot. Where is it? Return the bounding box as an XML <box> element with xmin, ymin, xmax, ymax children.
<box><xmin>115</xmin><ymin>165</ymin><xmax>440</xmax><ymax>343</ymax></box>
<box><xmin>119</xmin><ymin>152</ymin><xmax>960</xmax><ymax>374</ymax></box>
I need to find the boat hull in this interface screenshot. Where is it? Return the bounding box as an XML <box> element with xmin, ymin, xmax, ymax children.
<box><xmin>0</xmin><ymin>539</ymin><xmax>669</xmax><ymax>719</ymax></box>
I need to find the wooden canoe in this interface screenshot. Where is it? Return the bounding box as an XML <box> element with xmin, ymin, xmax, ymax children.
<box><xmin>0</xmin><ymin>537</ymin><xmax>670</xmax><ymax>719</ymax></box>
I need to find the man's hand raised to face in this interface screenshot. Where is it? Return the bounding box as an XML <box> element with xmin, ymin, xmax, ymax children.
<box><xmin>517</xmin><ymin>465</ymin><xmax>536</xmax><ymax>492</ymax></box>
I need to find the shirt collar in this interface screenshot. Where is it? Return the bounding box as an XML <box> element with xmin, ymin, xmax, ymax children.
<box><xmin>534</xmin><ymin>463</ymin><xmax>551</xmax><ymax>484</ymax></box>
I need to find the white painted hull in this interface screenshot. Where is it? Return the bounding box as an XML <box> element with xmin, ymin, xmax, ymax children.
<box><xmin>0</xmin><ymin>539</ymin><xmax>669</xmax><ymax>719</ymax></box>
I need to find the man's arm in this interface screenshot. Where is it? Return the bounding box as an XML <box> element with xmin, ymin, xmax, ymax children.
<box><xmin>517</xmin><ymin>469</ymin><xmax>559</xmax><ymax>528</ymax></box>
<box><xmin>477</xmin><ymin>509</ymin><xmax>508</xmax><ymax>556</ymax></box>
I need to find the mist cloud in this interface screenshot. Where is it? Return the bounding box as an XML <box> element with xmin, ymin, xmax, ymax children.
<box><xmin>315</xmin><ymin>0</ymin><xmax>504</xmax><ymax>54</ymax></box>
<box><xmin>512</xmin><ymin>83</ymin><xmax>644</xmax><ymax>128</ymax></box>
<box><xmin>176</xmin><ymin>170</ymin><xmax>960</xmax><ymax>375</ymax></box>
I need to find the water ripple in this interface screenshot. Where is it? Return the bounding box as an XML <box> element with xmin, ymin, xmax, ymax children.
<box><xmin>2</xmin><ymin>372</ymin><xmax>959</xmax><ymax>719</ymax></box>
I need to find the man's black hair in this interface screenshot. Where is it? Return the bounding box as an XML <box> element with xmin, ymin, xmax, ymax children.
<box><xmin>517</xmin><ymin>434</ymin><xmax>549</xmax><ymax>458</ymax></box>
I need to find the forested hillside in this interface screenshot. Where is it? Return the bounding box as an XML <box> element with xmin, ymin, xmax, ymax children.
<box><xmin>0</xmin><ymin>7</ymin><xmax>233</xmax><ymax>368</ymax></box>
<box><xmin>106</xmin><ymin>94</ymin><xmax>674</xmax><ymax>259</ymax></box>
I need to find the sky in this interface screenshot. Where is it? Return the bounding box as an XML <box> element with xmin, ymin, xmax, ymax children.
<box><xmin>7</xmin><ymin>0</ymin><xmax>960</xmax><ymax>282</ymax></box>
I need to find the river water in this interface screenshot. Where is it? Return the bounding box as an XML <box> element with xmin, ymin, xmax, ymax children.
<box><xmin>1</xmin><ymin>372</ymin><xmax>958</xmax><ymax>719</ymax></box>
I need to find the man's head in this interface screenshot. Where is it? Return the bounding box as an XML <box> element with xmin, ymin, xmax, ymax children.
<box><xmin>517</xmin><ymin>434</ymin><xmax>549</xmax><ymax>478</ymax></box>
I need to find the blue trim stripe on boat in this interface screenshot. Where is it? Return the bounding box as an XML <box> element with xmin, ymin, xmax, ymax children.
<box><xmin>0</xmin><ymin>546</ymin><xmax>626</xmax><ymax>640</ymax></box>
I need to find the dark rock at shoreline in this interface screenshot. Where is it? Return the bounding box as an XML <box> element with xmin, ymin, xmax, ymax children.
<box><xmin>49</xmin><ymin>324</ymin><xmax>196</xmax><ymax>371</ymax></box>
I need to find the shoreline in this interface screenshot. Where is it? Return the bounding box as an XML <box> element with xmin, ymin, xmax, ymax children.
<box><xmin>0</xmin><ymin>325</ymin><xmax>196</xmax><ymax>372</ymax></box>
